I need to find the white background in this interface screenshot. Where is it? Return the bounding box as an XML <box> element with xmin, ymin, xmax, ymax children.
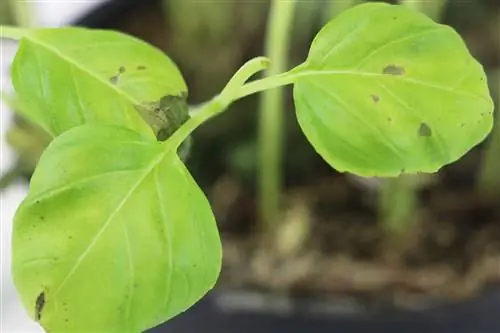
<box><xmin>1</xmin><ymin>1</ymin><xmax>108</xmax><ymax>331</ymax></box>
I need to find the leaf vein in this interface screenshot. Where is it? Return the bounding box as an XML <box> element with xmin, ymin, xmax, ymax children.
<box><xmin>53</xmin><ymin>150</ymin><xmax>168</xmax><ymax>294</ymax></box>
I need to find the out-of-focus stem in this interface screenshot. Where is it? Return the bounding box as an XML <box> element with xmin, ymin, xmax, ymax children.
<box><xmin>258</xmin><ymin>0</ymin><xmax>297</xmax><ymax>231</ymax></box>
<box><xmin>9</xmin><ymin>0</ymin><xmax>35</xmax><ymax>27</ymax></box>
<box><xmin>477</xmin><ymin>69</ymin><xmax>500</xmax><ymax>200</ymax></box>
<box><xmin>325</xmin><ymin>0</ymin><xmax>362</xmax><ymax>21</ymax></box>
<box><xmin>379</xmin><ymin>175</ymin><xmax>417</xmax><ymax>239</ymax></box>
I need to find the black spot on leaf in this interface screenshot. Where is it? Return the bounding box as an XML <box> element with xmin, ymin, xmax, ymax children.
<box><xmin>383</xmin><ymin>65</ymin><xmax>405</xmax><ymax>76</ymax></box>
<box><xmin>371</xmin><ymin>94</ymin><xmax>380</xmax><ymax>103</ymax></box>
<box><xmin>35</xmin><ymin>292</ymin><xmax>45</xmax><ymax>321</ymax></box>
<box><xmin>418</xmin><ymin>122</ymin><xmax>432</xmax><ymax>137</ymax></box>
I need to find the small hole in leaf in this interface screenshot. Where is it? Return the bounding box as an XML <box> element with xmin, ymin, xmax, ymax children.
<box><xmin>370</xmin><ymin>94</ymin><xmax>380</xmax><ymax>103</ymax></box>
<box><xmin>418</xmin><ymin>122</ymin><xmax>432</xmax><ymax>137</ymax></box>
<box><xmin>383</xmin><ymin>65</ymin><xmax>405</xmax><ymax>76</ymax></box>
<box><xmin>35</xmin><ymin>292</ymin><xmax>45</xmax><ymax>321</ymax></box>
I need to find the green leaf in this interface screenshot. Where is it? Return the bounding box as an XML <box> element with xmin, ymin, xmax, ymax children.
<box><xmin>11</xmin><ymin>125</ymin><xmax>222</xmax><ymax>332</ymax></box>
<box><xmin>11</xmin><ymin>27</ymin><xmax>188</xmax><ymax>139</ymax></box>
<box><xmin>293</xmin><ymin>2</ymin><xmax>494</xmax><ymax>177</ymax></box>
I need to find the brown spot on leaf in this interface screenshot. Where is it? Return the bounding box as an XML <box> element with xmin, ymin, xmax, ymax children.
<box><xmin>418</xmin><ymin>122</ymin><xmax>432</xmax><ymax>137</ymax></box>
<box><xmin>109</xmin><ymin>75</ymin><xmax>120</xmax><ymax>85</ymax></box>
<box><xmin>371</xmin><ymin>94</ymin><xmax>380</xmax><ymax>103</ymax></box>
<box><xmin>383</xmin><ymin>64</ymin><xmax>405</xmax><ymax>76</ymax></box>
<box><xmin>35</xmin><ymin>292</ymin><xmax>45</xmax><ymax>321</ymax></box>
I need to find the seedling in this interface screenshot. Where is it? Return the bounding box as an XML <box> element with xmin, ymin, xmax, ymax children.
<box><xmin>0</xmin><ymin>2</ymin><xmax>494</xmax><ymax>332</ymax></box>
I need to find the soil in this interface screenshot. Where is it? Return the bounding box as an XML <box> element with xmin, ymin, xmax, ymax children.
<box><xmin>8</xmin><ymin>0</ymin><xmax>500</xmax><ymax>310</ymax></box>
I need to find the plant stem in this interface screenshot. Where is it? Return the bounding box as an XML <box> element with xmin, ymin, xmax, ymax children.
<box><xmin>379</xmin><ymin>175</ymin><xmax>417</xmax><ymax>240</ymax></box>
<box><xmin>221</xmin><ymin>57</ymin><xmax>271</xmax><ymax>98</ymax></box>
<box><xmin>400</xmin><ymin>0</ymin><xmax>448</xmax><ymax>21</ymax></box>
<box><xmin>9</xmin><ymin>0</ymin><xmax>35</xmax><ymax>27</ymax></box>
<box><xmin>477</xmin><ymin>69</ymin><xmax>500</xmax><ymax>200</ymax></box>
<box><xmin>258</xmin><ymin>0</ymin><xmax>297</xmax><ymax>230</ymax></box>
<box><xmin>168</xmin><ymin>57</ymin><xmax>273</xmax><ymax>149</ymax></box>
<box><xmin>325</xmin><ymin>0</ymin><xmax>361</xmax><ymax>20</ymax></box>
<box><xmin>0</xmin><ymin>25</ymin><xmax>26</xmax><ymax>40</ymax></box>
<box><xmin>0</xmin><ymin>165</ymin><xmax>21</xmax><ymax>190</ymax></box>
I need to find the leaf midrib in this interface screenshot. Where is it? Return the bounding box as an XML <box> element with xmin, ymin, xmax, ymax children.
<box><xmin>294</xmin><ymin>69</ymin><xmax>490</xmax><ymax>103</ymax></box>
<box><xmin>53</xmin><ymin>147</ymin><xmax>169</xmax><ymax>295</ymax></box>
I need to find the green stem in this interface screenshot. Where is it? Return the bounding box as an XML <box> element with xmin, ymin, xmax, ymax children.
<box><xmin>325</xmin><ymin>0</ymin><xmax>361</xmax><ymax>20</ymax></box>
<box><xmin>379</xmin><ymin>175</ymin><xmax>418</xmax><ymax>240</ymax></box>
<box><xmin>400</xmin><ymin>0</ymin><xmax>448</xmax><ymax>21</ymax></box>
<box><xmin>477</xmin><ymin>69</ymin><xmax>500</xmax><ymax>200</ymax></box>
<box><xmin>257</xmin><ymin>0</ymin><xmax>297</xmax><ymax>230</ymax></box>
<box><xmin>0</xmin><ymin>164</ymin><xmax>21</xmax><ymax>190</ymax></box>
<box><xmin>221</xmin><ymin>57</ymin><xmax>271</xmax><ymax>98</ymax></box>
<box><xmin>168</xmin><ymin>57</ymin><xmax>273</xmax><ymax>149</ymax></box>
<box><xmin>9</xmin><ymin>0</ymin><xmax>34</xmax><ymax>27</ymax></box>
<box><xmin>0</xmin><ymin>25</ymin><xmax>26</xmax><ymax>40</ymax></box>
<box><xmin>235</xmin><ymin>70</ymin><xmax>298</xmax><ymax>101</ymax></box>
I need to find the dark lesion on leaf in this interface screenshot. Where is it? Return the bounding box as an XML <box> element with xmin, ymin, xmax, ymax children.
<box><xmin>370</xmin><ymin>94</ymin><xmax>380</xmax><ymax>103</ymax></box>
<box><xmin>109</xmin><ymin>66</ymin><xmax>127</xmax><ymax>85</ymax></box>
<box><xmin>418</xmin><ymin>122</ymin><xmax>432</xmax><ymax>137</ymax></box>
<box><xmin>382</xmin><ymin>64</ymin><xmax>405</xmax><ymax>76</ymax></box>
<box><xmin>35</xmin><ymin>292</ymin><xmax>45</xmax><ymax>321</ymax></box>
<box><xmin>134</xmin><ymin>92</ymin><xmax>190</xmax><ymax>142</ymax></box>
<box><xmin>137</xmin><ymin>65</ymin><xmax>147</xmax><ymax>70</ymax></box>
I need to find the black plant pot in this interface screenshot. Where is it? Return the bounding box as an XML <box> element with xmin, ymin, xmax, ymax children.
<box><xmin>72</xmin><ymin>1</ymin><xmax>500</xmax><ymax>333</ymax></box>
<box><xmin>148</xmin><ymin>288</ymin><xmax>500</xmax><ymax>333</ymax></box>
